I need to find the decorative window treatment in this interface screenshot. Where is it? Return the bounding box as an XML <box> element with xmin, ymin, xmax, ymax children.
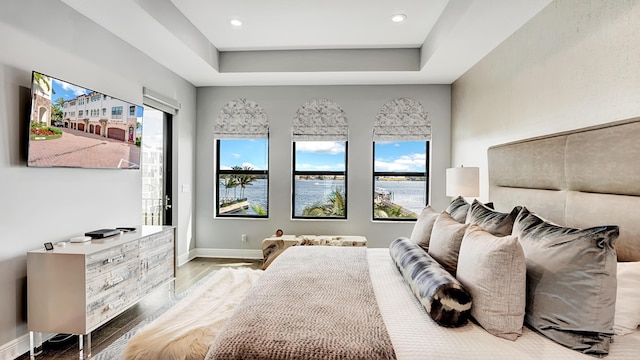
<box><xmin>292</xmin><ymin>98</ymin><xmax>348</xmax><ymax>141</ymax></box>
<box><xmin>373</xmin><ymin>97</ymin><xmax>431</xmax><ymax>141</ymax></box>
<box><xmin>214</xmin><ymin>98</ymin><xmax>269</xmax><ymax>139</ymax></box>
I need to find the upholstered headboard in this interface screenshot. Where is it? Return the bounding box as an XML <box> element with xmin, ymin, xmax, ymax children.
<box><xmin>488</xmin><ymin>118</ymin><xmax>640</xmax><ymax>262</ymax></box>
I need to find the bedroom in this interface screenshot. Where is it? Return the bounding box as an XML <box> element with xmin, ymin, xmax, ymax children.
<box><xmin>1</xmin><ymin>0</ymin><xmax>639</xmax><ymax>359</ymax></box>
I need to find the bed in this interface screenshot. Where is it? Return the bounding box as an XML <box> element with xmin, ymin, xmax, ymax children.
<box><xmin>124</xmin><ymin>119</ymin><xmax>640</xmax><ymax>359</ymax></box>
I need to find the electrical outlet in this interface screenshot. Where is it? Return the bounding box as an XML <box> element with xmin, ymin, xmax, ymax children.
<box><xmin>241</xmin><ymin>234</ymin><xmax>247</xmax><ymax>242</ymax></box>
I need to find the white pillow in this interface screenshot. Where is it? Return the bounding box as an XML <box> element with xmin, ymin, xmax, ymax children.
<box><xmin>614</xmin><ymin>261</ymin><xmax>640</xmax><ymax>335</ymax></box>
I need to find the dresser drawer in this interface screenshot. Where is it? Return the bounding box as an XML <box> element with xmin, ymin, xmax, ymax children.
<box><xmin>86</xmin><ymin>260</ymin><xmax>138</xmax><ymax>301</ymax></box>
<box><xmin>86</xmin><ymin>278</ymin><xmax>138</xmax><ymax>329</ymax></box>
<box><xmin>86</xmin><ymin>242</ymin><xmax>138</xmax><ymax>278</ymax></box>
<box><xmin>140</xmin><ymin>241</ymin><xmax>174</xmax><ymax>271</ymax></box>
<box><xmin>138</xmin><ymin>229</ymin><xmax>173</xmax><ymax>252</ymax></box>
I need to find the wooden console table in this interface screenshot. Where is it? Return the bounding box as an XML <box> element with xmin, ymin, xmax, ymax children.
<box><xmin>27</xmin><ymin>226</ymin><xmax>175</xmax><ymax>359</ymax></box>
<box><xmin>261</xmin><ymin>235</ymin><xmax>367</xmax><ymax>269</ymax></box>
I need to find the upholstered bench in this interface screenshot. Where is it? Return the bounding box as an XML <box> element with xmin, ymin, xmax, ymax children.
<box><xmin>261</xmin><ymin>235</ymin><xmax>367</xmax><ymax>269</ymax></box>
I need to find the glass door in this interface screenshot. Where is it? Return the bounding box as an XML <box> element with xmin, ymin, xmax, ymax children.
<box><xmin>141</xmin><ymin>106</ymin><xmax>173</xmax><ymax>225</ymax></box>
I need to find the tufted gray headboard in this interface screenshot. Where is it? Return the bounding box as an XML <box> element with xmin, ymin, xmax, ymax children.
<box><xmin>488</xmin><ymin>118</ymin><xmax>640</xmax><ymax>262</ymax></box>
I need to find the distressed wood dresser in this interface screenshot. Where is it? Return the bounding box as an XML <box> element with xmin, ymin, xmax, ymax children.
<box><xmin>26</xmin><ymin>226</ymin><xmax>175</xmax><ymax>359</ymax></box>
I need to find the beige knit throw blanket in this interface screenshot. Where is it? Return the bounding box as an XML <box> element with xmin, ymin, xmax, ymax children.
<box><xmin>206</xmin><ymin>246</ymin><xmax>396</xmax><ymax>360</ymax></box>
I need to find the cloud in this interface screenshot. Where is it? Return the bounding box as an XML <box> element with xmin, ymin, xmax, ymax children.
<box><xmin>297</xmin><ymin>163</ymin><xmax>345</xmax><ymax>171</ymax></box>
<box><xmin>54</xmin><ymin>79</ymin><xmax>89</xmax><ymax>96</ymax></box>
<box><xmin>296</xmin><ymin>141</ymin><xmax>345</xmax><ymax>154</ymax></box>
<box><xmin>232</xmin><ymin>153</ymin><xmax>241</xmax><ymax>158</ymax></box>
<box><xmin>375</xmin><ymin>153</ymin><xmax>426</xmax><ymax>172</ymax></box>
<box><xmin>220</xmin><ymin>162</ymin><xmax>259</xmax><ymax>171</ymax></box>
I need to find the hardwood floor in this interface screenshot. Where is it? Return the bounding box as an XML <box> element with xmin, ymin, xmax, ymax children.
<box><xmin>17</xmin><ymin>258</ymin><xmax>262</xmax><ymax>360</ymax></box>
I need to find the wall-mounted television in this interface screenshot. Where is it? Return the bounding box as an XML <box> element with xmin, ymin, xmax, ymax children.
<box><xmin>28</xmin><ymin>71</ymin><xmax>143</xmax><ymax>169</ymax></box>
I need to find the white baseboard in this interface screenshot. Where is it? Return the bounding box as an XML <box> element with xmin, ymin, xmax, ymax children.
<box><xmin>177</xmin><ymin>250</ymin><xmax>196</xmax><ymax>267</ymax></box>
<box><xmin>0</xmin><ymin>332</ymin><xmax>54</xmax><ymax>360</ymax></box>
<box><xmin>189</xmin><ymin>248</ymin><xmax>263</xmax><ymax>260</ymax></box>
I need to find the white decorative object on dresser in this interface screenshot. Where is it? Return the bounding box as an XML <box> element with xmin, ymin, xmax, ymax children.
<box><xmin>27</xmin><ymin>226</ymin><xmax>175</xmax><ymax>359</ymax></box>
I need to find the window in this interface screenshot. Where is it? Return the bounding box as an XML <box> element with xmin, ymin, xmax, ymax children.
<box><xmin>293</xmin><ymin>141</ymin><xmax>347</xmax><ymax>219</ymax></box>
<box><xmin>373</xmin><ymin>141</ymin><xmax>429</xmax><ymax>220</ymax></box>
<box><xmin>215</xmin><ymin>139</ymin><xmax>268</xmax><ymax>218</ymax></box>
<box><xmin>78</xmin><ymin>110</ymin><xmax>83</xmax><ymax>117</ymax></box>
<box><xmin>213</xmin><ymin>98</ymin><xmax>270</xmax><ymax>219</ymax></box>
<box><xmin>112</xmin><ymin>106</ymin><xmax>123</xmax><ymax>119</ymax></box>
<box><xmin>372</xmin><ymin>97</ymin><xmax>431</xmax><ymax>221</ymax></box>
<box><xmin>129</xmin><ymin>106</ymin><xmax>135</xmax><ymax>116</ymax></box>
<box><xmin>102</xmin><ymin>108</ymin><xmax>106</xmax><ymax>116</ymax></box>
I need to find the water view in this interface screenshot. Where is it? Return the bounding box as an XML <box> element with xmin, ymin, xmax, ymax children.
<box><xmin>218</xmin><ymin>178</ymin><xmax>426</xmax><ymax>217</ymax></box>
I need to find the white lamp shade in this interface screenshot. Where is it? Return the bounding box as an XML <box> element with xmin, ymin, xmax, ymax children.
<box><xmin>446</xmin><ymin>167</ymin><xmax>479</xmax><ymax>197</ymax></box>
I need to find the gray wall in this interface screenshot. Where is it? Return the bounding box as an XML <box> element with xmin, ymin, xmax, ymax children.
<box><xmin>0</xmin><ymin>0</ymin><xmax>196</xmax><ymax>354</ymax></box>
<box><xmin>451</xmin><ymin>0</ymin><xmax>640</xmax><ymax>202</ymax></box>
<box><xmin>195</xmin><ymin>85</ymin><xmax>451</xmax><ymax>250</ymax></box>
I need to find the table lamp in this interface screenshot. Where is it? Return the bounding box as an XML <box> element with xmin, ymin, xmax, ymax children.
<box><xmin>446</xmin><ymin>166</ymin><xmax>479</xmax><ymax>197</ymax></box>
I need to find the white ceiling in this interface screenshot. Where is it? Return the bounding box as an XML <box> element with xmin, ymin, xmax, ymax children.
<box><xmin>60</xmin><ymin>0</ymin><xmax>552</xmax><ymax>87</ymax></box>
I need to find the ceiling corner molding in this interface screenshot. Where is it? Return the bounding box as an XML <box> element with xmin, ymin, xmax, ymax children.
<box><xmin>419</xmin><ymin>0</ymin><xmax>474</xmax><ymax>69</ymax></box>
<box><xmin>220</xmin><ymin>49</ymin><xmax>420</xmax><ymax>73</ymax></box>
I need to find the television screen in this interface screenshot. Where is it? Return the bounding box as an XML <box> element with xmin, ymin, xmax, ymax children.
<box><xmin>28</xmin><ymin>71</ymin><xmax>143</xmax><ymax>169</ymax></box>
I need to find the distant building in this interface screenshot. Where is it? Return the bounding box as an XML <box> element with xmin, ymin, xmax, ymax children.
<box><xmin>63</xmin><ymin>92</ymin><xmax>138</xmax><ymax>143</ymax></box>
<box><xmin>30</xmin><ymin>76</ymin><xmax>52</xmax><ymax>127</ymax></box>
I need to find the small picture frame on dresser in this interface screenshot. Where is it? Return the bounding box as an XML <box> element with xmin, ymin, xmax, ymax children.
<box><xmin>44</xmin><ymin>242</ymin><xmax>53</xmax><ymax>251</ymax></box>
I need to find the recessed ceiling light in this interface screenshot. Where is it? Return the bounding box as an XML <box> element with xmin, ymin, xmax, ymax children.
<box><xmin>230</xmin><ymin>18</ymin><xmax>242</xmax><ymax>27</ymax></box>
<box><xmin>391</xmin><ymin>14</ymin><xmax>406</xmax><ymax>23</ymax></box>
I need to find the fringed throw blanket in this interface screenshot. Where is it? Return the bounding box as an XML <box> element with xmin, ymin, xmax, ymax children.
<box><xmin>206</xmin><ymin>246</ymin><xmax>396</xmax><ymax>360</ymax></box>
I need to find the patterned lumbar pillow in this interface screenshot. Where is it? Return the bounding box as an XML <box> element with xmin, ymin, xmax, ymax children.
<box><xmin>513</xmin><ymin>207</ymin><xmax>619</xmax><ymax>355</ymax></box>
<box><xmin>409</xmin><ymin>205</ymin><xmax>439</xmax><ymax>251</ymax></box>
<box><xmin>466</xmin><ymin>199</ymin><xmax>522</xmax><ymax>236</ymax></box>
<box><xmin>456</xmin><ymin>224</ymin><xmax>526</xmax><ymax>340</ymax></box>
<box><xmin>390</xmin><ymin>237</ymin><xmax>472</xmax><ymax>327</ymax></box>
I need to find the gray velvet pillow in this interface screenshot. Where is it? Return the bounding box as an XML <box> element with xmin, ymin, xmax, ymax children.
<box><xmin>446</xmin><ymin>196</ymin><xmax>494</xmax><ymax>223</ymax></box>
<box><xmin>445</xmin><ymin>196</ymin><xmax>471</xmax><ymax>223</ymax></box>
<box><xmin>428</xmin><ymin>212</ymin><xmax>469</xmax><ymax>275</ymax></box>
<box><xmin>466</xmin><ymin>199</ymin><xmax>522</xmax><ymax>236</ymax></box>
<box><xmin>409</xmin><ymin>206</ymin><xmax>439</xmax><ymax>251</ymax></box>
<box><xmin>390</xmin><ymin>237</ymin><xmax>472</xmax><ymax>327</ymax></box>
<box><xmin>456</xmin><ymin>225</ymin><xmax>526</xmax><ymax>340</ymax></box>
<box><xmin>513</xmin><ymin>207</ymin><xmax>619</xmax><ymax>355</ymax></box>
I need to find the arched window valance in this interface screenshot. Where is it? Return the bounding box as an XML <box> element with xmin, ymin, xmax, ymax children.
<box><xmin>214</xmin><ymin>98</ymin><xmax>269</xmax><ymax>139</ymax></box>
<box><xmin>292</xmin><ymin>98</ymin><xmax>348</xmax><ymax>141</ymax></box>
<box><xmin>373</xmin><ymin>97</ymin><xmax>431</xmax><ymax>141</ymax></box>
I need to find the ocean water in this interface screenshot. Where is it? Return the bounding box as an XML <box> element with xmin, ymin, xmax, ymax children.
<box><xmin>218</xmin><ymin>178</ymin><xmax>426</xmax><ymax>216</ymax></box>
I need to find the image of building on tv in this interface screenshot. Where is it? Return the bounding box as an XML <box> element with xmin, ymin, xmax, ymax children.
<box><xmin>29</xmin><ymin>71</ymin><xmax>143</xmax><ymax>169</ymax></box>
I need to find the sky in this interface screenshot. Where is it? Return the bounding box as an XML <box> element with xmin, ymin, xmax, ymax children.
<box><xmin>219</xmin><ymin>139</ymin><xmax>269</xmax><ymax>170</ymax></box>
<box><xmin>47</xmin><ymin>73</ymin><xmax>144</xmax><ymax>117</ymax></box>
<box><xmin>218</xmin><ymin>139</ymin><xmax>426</xmax><ymax>173</ymax></box>
<box><xmin>374</xmin><ymin>141</ymin><xmax>426</xmax><ymax>172</ymax></box>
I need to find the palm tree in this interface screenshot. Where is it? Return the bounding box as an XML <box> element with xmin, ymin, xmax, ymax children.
<box><xmin>250</xmin><ymin>203</ymin><xmax>267</xmax><ymax>216</ymax></box>
<box><xmin>302</xmin><ymin>190</ymin><xmax>346</xmax><ymax>217</ymax></box>
<box><xmin>236</xmin><ymin>165</ymin><xmax>257</xmax><ymax>199</ymax></box>
<box><xmin>33</xmin><ymin>72</ymin><xmax>51</xmax><ymax>93</ymax></box>
<box><xmin>220</xmin><ymin>175</ymin><xmax>239</xmax><ymax>200</ymax></box>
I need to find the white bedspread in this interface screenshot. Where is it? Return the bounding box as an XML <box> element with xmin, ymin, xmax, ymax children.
<box><xmin>367</xmin><ymin>248</ymin><xmax>640</xmax><ymax>360</ymax></box>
